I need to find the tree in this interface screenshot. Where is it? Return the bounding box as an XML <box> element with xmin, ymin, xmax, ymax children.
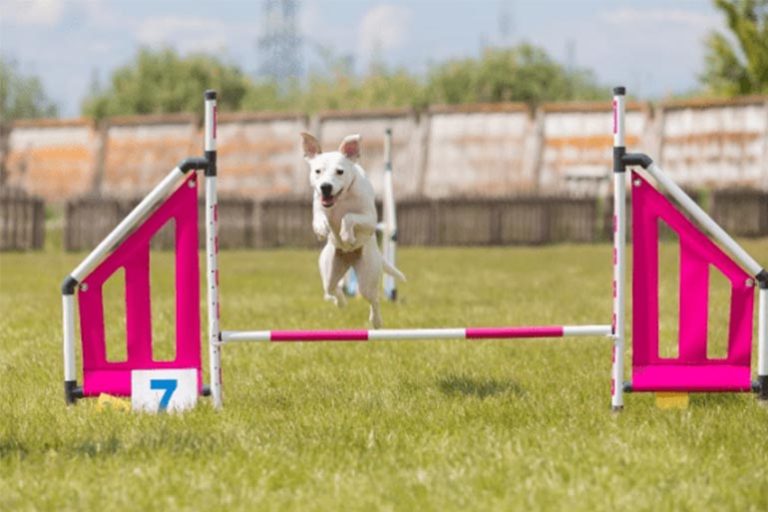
<box><xmin>298</xmin><ymin>66</ymin><xmax>425</xmax><ymax>113</ymax></box>
<box><xmin>426</xmin><ymin>44</ymin><xmax>604</xmax><ymax>106</ymax></box>
<box><xmin>0</xmin><ymin>57</ymin><xmax>58</xmax><ymax>121</ymax></box>
<box><xmin>701</xmin><ymin>0</ymin><xmax>768</xmax><ymax>95</ymax></box>
<box><xmin>291</xmin><ymin>46</ymin><xmax>426</xmax><ymax>112</ymax></box>
<box><xmin>82</xmin><ymin>48</ymin><xmax>256</xmax><ymax>118</ymax></box>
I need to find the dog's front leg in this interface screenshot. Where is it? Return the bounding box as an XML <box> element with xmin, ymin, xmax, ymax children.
<box><xmin>312</xmin><ymin>203</ymin><xmax>330</xmax><ymax>242</ymax></box>
<box><xmin>319</xmin><ymin>242</ymin><xmax>349</xmax><ymax>307</ymax></box>
<box><xmin>340</xmin><ymin>213</ymin><xmax>377</xmax><ymax>246</ymax></box>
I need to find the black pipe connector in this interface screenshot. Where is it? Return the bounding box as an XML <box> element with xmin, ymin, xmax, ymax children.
<box><xmin>179</xmin><ymin>157</ymin><xmax>209</xmax><ymax>173</ymax></box>
<box><xmin>65</xmin><ymin>380</ymin><xmax>83</xmax><ymax>405</ymax></box>
<box><xmin>622</xmin><ymin>152</ymin><xmax>653</xmax><ymax>169</ymax></box>
<box><xmin>61</xmin><ymin>275</ymin><xmax>78</xmax><ymax>295</ymax></box>
<box><xmin>756</xmin><ymin>269</ymin><xmax>768</xmax><ymax>289</ymax></box>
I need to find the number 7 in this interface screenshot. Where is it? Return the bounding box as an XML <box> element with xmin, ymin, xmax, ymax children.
<box><xmin>150</xmin><ymin>379</ymin><xmax>178</xmax><ymax>411</ymax></box>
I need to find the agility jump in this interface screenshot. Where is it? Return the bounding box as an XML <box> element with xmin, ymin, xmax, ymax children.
<box><xmin>61</xmin><ymin>87</ymin><xmax>768</xmax><ymax>411</ymax></box>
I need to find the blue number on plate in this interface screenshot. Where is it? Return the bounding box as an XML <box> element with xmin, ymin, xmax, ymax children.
<box><xmin>150</xmin><ymin>379</ymin><xmax>178</xmax><ymax>411</ymax></box>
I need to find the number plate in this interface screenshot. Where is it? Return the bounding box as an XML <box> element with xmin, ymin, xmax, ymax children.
<box><xmin>131</xmin><ymin>369</ymin><xmax>198</xmax><ymax>413</ymax></box>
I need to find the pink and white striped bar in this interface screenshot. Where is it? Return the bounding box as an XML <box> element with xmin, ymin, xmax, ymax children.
<box><xmin>220</xmin><ymin>325</ymin><xmax>611</xmax><ymax>343</ymax></box>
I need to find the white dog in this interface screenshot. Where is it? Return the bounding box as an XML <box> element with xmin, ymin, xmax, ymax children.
<box><xmin>301</xmin><ymin>132</ymin><xmax>405</xmax><ymax>328</ymax></box>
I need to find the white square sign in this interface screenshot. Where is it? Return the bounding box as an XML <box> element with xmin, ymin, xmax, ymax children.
<box><xmin>131</xmin><ymin>368</ymin><xmax>198</xmax><ymax>413</ymax></box>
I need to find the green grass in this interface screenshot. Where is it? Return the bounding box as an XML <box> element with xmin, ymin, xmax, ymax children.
<box><xmin>1</xmin><ymin>241</ymin><xmax>767</xmax><ymax>511</ymax></box>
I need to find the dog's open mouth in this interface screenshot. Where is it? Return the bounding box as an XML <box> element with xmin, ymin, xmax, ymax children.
<box><xmin>320</xmin><ymin>189</ymin><xmax>342</xmax><ymax>207</ymax></box>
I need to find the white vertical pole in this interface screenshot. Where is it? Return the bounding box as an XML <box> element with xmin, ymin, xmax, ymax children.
<box><xmin>611</xmin><ymin>87</ymin><xmax>627</xmax><ymax>411</ymax></box>
<box><xmin>204</xmin><ymin>90</ymin><xmax>223</xmax><ymax>409</ymax></box>
<box><xmin>62</xmin><ymin>294</ymin><xmax>77</xmax><ymax>403</ymax></box>
<box><xmin>758</xmin><ymin>287</ymin><xmax>767</xmax><ymax>402</ymax></box>
<box><xmin>382</xmin><ymin>128</ymin><xmax>398</xmax><ymax>301</ymax></box>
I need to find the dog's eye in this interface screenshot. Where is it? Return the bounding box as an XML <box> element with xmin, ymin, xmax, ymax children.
<box><xmin>336</xmin><ymin>168</ymin><xmax>344</xmax><ymax>175</ymax></box>
<box><xmin>314</xmin><ymin>169</ymin><xmax>321</xmax><ymax>174</ymax></box>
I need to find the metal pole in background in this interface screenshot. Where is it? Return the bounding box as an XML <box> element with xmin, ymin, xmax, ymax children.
<box><xmin>382</xmin><ymin>128</ymin><xmax>398</xmax><ymax>301</ymax></box>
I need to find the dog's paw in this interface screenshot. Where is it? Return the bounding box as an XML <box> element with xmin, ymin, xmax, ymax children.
<box><xmin>313</xmin><ymin>221</ymin><xmax>329</xmax><ymax>241</ymax></box>
<box><xmin>324</xmin><ymin>291</ymin><xmax>347</xmax><ymax>308</ymax></box>
<box><xmin>369</xmin><ymin>308</ymin><xmax>382</xmax><ymax>329</ymax></box>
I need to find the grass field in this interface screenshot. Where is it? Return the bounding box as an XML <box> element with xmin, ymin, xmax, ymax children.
<box><xmin>1</xmin><ymin>241</ymin><xmax>767</xmax><ymax>511</ymax></box>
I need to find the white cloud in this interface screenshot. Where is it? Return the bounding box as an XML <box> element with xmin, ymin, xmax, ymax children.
<box><xmin>601</xmin><ymin>8</ymin><xmax>718</xmax><ymax>29</ymax></box>
<box><xmin>78</xmin><ymin>0</ymin><xmax>128</xmax><ymax>30</ymax></box>
<box><xmin>136</xmin><ymin>17</ymin><xmax>232</xmax><ymax>54</ymax></box>
<box><xmin>358</xmin><ymin>4</ymin><xmax>411</xmax><ymax>57</ymax></box>
<box><xmin>0</xmin><ymin>0</ymin><xmax>65</xmax><ymax>26</ymax></box>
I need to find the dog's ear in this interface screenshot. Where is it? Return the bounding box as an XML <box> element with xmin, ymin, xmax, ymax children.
<box><xmin>338</xmin><ymin>134</ymin><xmax>361</xmax><ymax>162</ymax></box>
<box><xmin>301</xmin><ymin>132</ymin><xmax>322</xmax><ymax>160</ymax></box>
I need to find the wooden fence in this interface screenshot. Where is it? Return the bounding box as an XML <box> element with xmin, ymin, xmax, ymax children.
<box><xmin>711</xmin><ymin>189</ymin><xmax>768</xmax><ymax>238</ymax></box>
<box><xmin>63</xmin><ymin>189</ymin><xmax>768</xmax><ymax>252</ymax></box>
<box><xmin>65</xmin><ymin>195</ymin><xmax>601</xmax><ymax>251</ymax></box>
<box><xmin>65</xmin><ymin>197</ymin><xmax>256</xmax><ymax>251</ymax></box>
<box><xmin>0</xmin><ymin>188</ymin><xmax>45</xmax><ymax>251</ymax></box>
<box><xmin>398</xmin><ymin>197</ymin><xmax>598</xmax><ymax>246</ymax></box>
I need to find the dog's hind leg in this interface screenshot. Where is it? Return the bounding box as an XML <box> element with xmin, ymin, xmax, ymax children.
<box><xmin>367</xmin><ymin>299</ymin><xmax>382</xmax><ymax>329</ymax></box>
<box><xmin>319</xmin><ymin>242</ymin><xmax>350</xmax><ymax>307</ymax></box>
<box><xmin>354</xmin><ymin>240</ymin><xmax>383</xmax><ymax>328</ymax></box>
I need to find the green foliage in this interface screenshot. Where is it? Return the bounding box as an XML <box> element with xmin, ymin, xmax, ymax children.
<box><xmin>82</xmin><ymin>48</ymin><xmax>255</xmax><ymax>119</ymax></box>
<box><xmin>427</xmin><ymin>45</ymin><xmax>604</xmax><ymax>105</ymax></box>
<box><xmin>280</xmin><ymin>46</ymin><xmax>427</xmax><ymax>112</ymax></box>
<box><xmin>701</xmin><ymin>0</ymin><xmax>768</xmax><ymax>95</ymax></box>
<box><xmin>0</xmin><ymin>57</ymin><xmax>58</xmax><ymax>121</ymax></box>
<box><xmin>297</xmin><ymin>66</ymin><xmax>427</xmax><ymax>112</ymax></box>
<box><xmin>81</xmin><ymin>44</ymin><xmax>606</xmax><ymax>118</ymax></box>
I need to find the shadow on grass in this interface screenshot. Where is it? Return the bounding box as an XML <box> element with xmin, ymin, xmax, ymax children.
<box><xmin>73</xmin><ymin>437</ymin><xmax>122</xmax><ymax>457</ymax></box>
<box><xmin>0</xmin><ymin>441</ymin><xmax>28</xmax><ymax>459</ymax></box>
<box><xmin>0</xmin><ymin>438</ymin><xmax>122</xmax><ymax>459</ymax></box>
<box><xmin>688</xmin><ymin>393</ymin><xmax>749</xmax><ymax>407</ymax></box>
<box><xmin>437</xmin><ymin>374</ymin><xmax>524</xmax><ymax>399</ymax></box>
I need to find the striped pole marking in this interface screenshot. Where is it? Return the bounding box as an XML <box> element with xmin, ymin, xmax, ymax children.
<box><xmin>221</xmin><ymin>325</ymin><xmax>612</xmax><ymax>343</ymax></box>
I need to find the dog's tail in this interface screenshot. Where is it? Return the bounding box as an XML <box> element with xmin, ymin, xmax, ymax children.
<box><xmin>382</xmin><ymin>259</ymin><xmax>406</xmax><ymax>282</ymax></box>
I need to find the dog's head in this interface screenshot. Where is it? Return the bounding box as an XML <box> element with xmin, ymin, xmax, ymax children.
<box><xmin>302</xmin><ymin>132</ymin><xmax>360</xmax><ymax>209</ymax></box>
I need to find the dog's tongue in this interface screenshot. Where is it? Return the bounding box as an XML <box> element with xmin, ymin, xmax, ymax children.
<box><xmin>321</xmin><ymin>196</ymin><xmax>334</xmax><ymax>206</ymax></box>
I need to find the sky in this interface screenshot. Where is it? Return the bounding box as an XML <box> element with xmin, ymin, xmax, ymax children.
<box><xmin>0</xmin><ymin>0</ymin><xmax>724</xmax><ymax>118</ymax></box>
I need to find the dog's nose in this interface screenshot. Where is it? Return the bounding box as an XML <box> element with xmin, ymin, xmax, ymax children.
<box><xmin>320</xmin><ymin>183</ymin><xmax>333</xmax><ymax>197</ymax></box>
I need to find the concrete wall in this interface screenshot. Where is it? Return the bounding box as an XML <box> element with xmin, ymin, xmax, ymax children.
<box><xmin>2</xmin><ymin>96</ymin><xmax>766</xmax><ymax>203</ymax></box>
<box><xmin>539</xmin><ymin>102</ymin><xmax>653</xmax><ymax>193</ymax></box>
<box><xmin>423</xmin><ymin>104</ymin><xmax>534</xmax><ymax>197</ymax></box>
<box><xmin>217</xmin><ymin>112</ymin><xmax>308</xmax><ymax>198</ymax></box>
<box><xmin>5</xmin><ymin>119</ymin><xmax>99</xmax><ymax>199</ymax></box>
<box><xmin>658</xmin><ymin>97</ymin><xmax>768</xmax><ymax>188</ymax></box>
<box><xmin>101</xmin><ymin>114</ymin><xmax>198</xmax><ymax>197</ymax></box>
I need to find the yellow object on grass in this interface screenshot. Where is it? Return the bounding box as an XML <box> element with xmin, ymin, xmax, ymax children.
<box><xmin>655</xmin><ymin>392</ymin><xmax>689</xmax><ymax>409</ymax></box>
<box><xmin>96</xmin><ymin>393</ymin><xmax>131</xmax><ymax>412</ymax></box>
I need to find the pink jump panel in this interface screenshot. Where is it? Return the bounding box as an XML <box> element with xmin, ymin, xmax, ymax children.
<box><xmin>632</xmin><ymin>365</ymin><xmax>752</xmax><ymax>392</ymax></box>
<box><xmin>466</xmin><ymin>326</ymin><xmax>564</xmax><ymax>339</ymax></box>
<box><xmin>78</xmin><ymin>175</ymin><xmax>201</xmax><ymax>396</ymax></box>
<box><xmin>631</xmin><ymin>172</ymin><xmax>754</xmax><ymax>393</ymax></box>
